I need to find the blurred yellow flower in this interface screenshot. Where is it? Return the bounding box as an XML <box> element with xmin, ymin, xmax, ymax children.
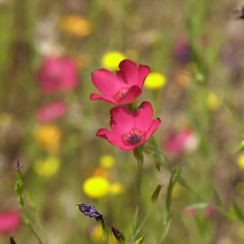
<box><xmin>237</xmin><ymin>154</ymin><xmax>244</xmax><ymax>169</ymax></box>
<box><xmin>207</xmin><ymin>91</ymin><xmax>220</xmax><ymax>111</ymax></box>
<box><xmin>33</xmin><ymin>156</ymin><xmax>60</xmax><ymax>179</ymax></box>
<box><xmin>101</xmin><ymin>51</ymin><xmax>126</xmax><ymax>70</ymax></box>
<box><xmin>171</xmin><ymin>183</ymin><xmax>182</xmax><ymax>199</ymax></box>
<box><xmin>60</xmin><ymin>15</ymin><xmax>93</xmax><ymax>37</ymax></box>
<box><xmin>34</xmin><ymin>125</ymin><xmax>61</xmax><ymax>153</ymax></box>
<box><xmin>90</xmin><ymin>224</ymin><xmax>117</xmax><ymax>243</ymax></box>
<box><xmin>0</xmin><ymin>113</ymin><xmax>11</xmax><ymax>127</ymax></box>
<box><xmin>237</xmin><ymin>225</ymin><xmax>244</xmax><ymax>240</ymax></box>
<box><xmin>110</xmin><ymin>182</ymin><xmax>123</xmax><ymax>195</ymax></box>
<box><xmin>99</xmin><ymin>155</ymin><xmax>115</xmax><ymax>169</ymax></box>
<box><xmin>83</xmin><ymin>176</ymin><xmax>110</xmax><ymax>199</ymax></box>
<box><xmin>144</xmin><ymin>72</ymin><xmax>166</xmax><ymax>90</ymax></box>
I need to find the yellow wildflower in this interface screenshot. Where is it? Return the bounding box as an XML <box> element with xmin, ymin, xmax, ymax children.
<box><xmin>101</xmin><ymin>51</ymin><xmax>126</xmax><ymax>70</ymax></box>
<box><xmin>207</xmin><ymin>91</ymin><xmax>220</xmax><ymax>111</ymax></box>
<box><xmin>99</xmin><ymin>155</ymin><xmax>115</xmax><ymax>169</ymax></box>
<box><xmin>237</xmin><ymin>154</ymin><xmax>244</xmax><ymax>169</ymax></box>
<box><xmin>110</xmin><ymin>182</ymin><xmax>124</xmax><ymax>195</ymax></box>
<box><xmin>144</xmin><ymin>72</ymin><xmax>166</xmax><ymax>90</ymax></box>
<box><xmin>60</xmin><ymin>15</ymin><xmax>93</xmax><ymax>37</ymax></box>
<box><xmin>33</xmin><ymin>156</ymin><xmax>60</xmax><ymax>179</ymax></box>
<box><xmin>34</xmin><ymin>124</ymin><xmax>61</xmax><ymax>153</ymax></box>
<box><xmin>83</xmin><ymin>176</ymin><xmax>110</xmax><ymax>199</ymax></box>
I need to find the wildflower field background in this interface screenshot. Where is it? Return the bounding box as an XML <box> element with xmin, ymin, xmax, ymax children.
<box><xmin>1</xmin><ymin>0</ymin><xmax>244</xmax><ymax>243</ymax></box>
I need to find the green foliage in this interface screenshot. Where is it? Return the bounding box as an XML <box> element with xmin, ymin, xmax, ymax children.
<box><xmin>1</xmin><ymin>0</ymin><xmax>244</xmax><ymax>243</ymax></box>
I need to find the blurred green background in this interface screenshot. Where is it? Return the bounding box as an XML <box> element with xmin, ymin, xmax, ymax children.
<box><xmin>1</xmin><ymin>0</ymin><xmax>244</xmax><ymax>243</ymax></box>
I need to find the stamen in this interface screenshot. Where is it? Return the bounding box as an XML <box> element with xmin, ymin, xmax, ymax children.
<box><xmin>113</xmin><ymin>88</ymin><xmax>129</xmax><ymax>101</ymax></box>
<box><xmin>122</xmin><ymin>129</ymin><xmax>146</xmax><ymax>146</ymax></box>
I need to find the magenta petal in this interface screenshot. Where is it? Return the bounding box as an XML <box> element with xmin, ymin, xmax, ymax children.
<box><xmin>118</xmin><ymin>60</ymin><xmax>139</xmax><ymax>85</ymax></box>
<box><xmin>36</xmin><ymin>101</ymin><xmax>67</xmax><ymax>123</ymax></box>
<box><xmin>110</xmin><ymin>106</ymin><xmax>134</xmax><ymax>134</ymax></box>
<box><xmin>134</xmin><ymin>102</ymin><xmax>154</xmax><ymax>131</ymax></box>
<box><xmin>90</xmin><ymin>93</ymin><xmax>118</xmax><ymax>104</ymax></box>
<box><xmin>119</xmin><ymin>144</ymin><xmax>139</xmax><ymax>151</ymax></box>
<box><xmin>60</xmin><ymin>59</ymin><xmax>79</xmax><ymax>90</ymax></box>
<box><xmin>92</xmin><ymin>70</ymin><xmax>120</xmax><ymax>95</ymax></box>
<box><xmin>96</xmin><ymin>129</ymin><xmax>124</xmax><ymax>147</ymax></box>
<box><xmin>138</xmin><ymin>64</ymin><xmax>150</xmax><ymax>86</ymax></box>
<box><xmin>118</xmin><ymin>86</ymin><xmax>142</xmax><ymax>104</ymax></box>
<box><xmin>145</xmin><ymin>118</ymin><xmax>161</xmax><ymax>140</ymax></box>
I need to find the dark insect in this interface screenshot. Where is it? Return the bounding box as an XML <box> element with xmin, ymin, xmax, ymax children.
<box><xmin>10</xmin><ymin>237</ymin><xmax>17</xmax><ymax>244</ymax></box>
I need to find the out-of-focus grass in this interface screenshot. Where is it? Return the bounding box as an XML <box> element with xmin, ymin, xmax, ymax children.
<box><xmin>0</xmin><ymin>0</ymin><xmax>244</xmax><ymax>243</ymax></box>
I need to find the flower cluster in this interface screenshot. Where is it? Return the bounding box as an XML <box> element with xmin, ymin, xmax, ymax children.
<box><xmin>90</xmin><ymin>59</ymin><xmax>161</xmax><ymax>151</ymax></box>
<box><xmin>82</xmin><ymin>155</ymin><xmax>123</xmax><ymax>199</ymax></box>
<box><xmin>33</xmin><ymin>56</ymin><xmax>79</xmax><ymax>179</ymax></box>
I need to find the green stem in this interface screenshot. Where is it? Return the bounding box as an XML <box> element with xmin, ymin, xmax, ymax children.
<box><xmin>133</xmin><ymin>146</ymin><xmax>144</xmax><ymax>205</ymax></box>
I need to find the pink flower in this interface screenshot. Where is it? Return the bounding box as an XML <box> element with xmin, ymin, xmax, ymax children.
<box><xmin>0</xmin><ymin>210</ymin><xmax>21</xmax><ymax>234</ymax></box>
<box><xmin>96</xmin><ymin>102</ymin><xmax>161</xmax><ymax>150</ymax></box>
<box><xmin>36</xmin><ymin>101</ymin><xmax>68</xmax><ymax>123</ymax></box>
<box><xmin>37</xmin><ymin>57</ymin><xmax>79</xmax><ymax>94</ymax></box>
<box><xmin>90</xmin><ymin>60</ymin><xmax>150</xmax><ymax>105</ymax></box>
<box><xmin>184</xmin><ymin>207</ymin><xmax>198</xmax><ymax>217</ymax></box>
<box><xmin>173</xmin><ymin>40</ymin><xmax>192</xmax><ymax>63</ymax></box>
<box><xmin>205</xmin><ymin>206</ymin><xmax>217</xmax><ymax>218</ymax></box>
<box><xmin>164</xmin><ymin>128</ymin><xmax>198</xmax><ymax>156</ymax></box>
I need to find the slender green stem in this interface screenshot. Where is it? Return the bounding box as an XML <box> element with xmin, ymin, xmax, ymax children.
<box><xmin>133</xmin><ymin>146</ymin><xmax>144</xmax><ymax>205</ymax></box>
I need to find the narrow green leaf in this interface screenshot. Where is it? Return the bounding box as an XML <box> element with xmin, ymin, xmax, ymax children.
<box><xmin>166</xmin><ymin>169</ymin><xmax>181</xmax><ymax>212</ymax></box>
<box><xmin>213</xmin><ymin>188</ymin><xmax>222</xmax><ymax>208</ymax></box>
<box><xmin>161</xmin><ymin>217</ymin><xmax>171</xmax><ymax>240</ymax></box>
<box><xmin>236</xmin><ymin>137</ymin><xmax>244</xmax><ymax>152</ymax></box>
<box><xmin>162</xmin><ymin>168</ymin><xmax>181</xmax><ymax>241</ymax></box>
<box><xmin>131</xmin><ymin>206</ymin><xmax>139</xmax><ymax>236</ymax></box>
<box><xmin>185</xmin><ymin>202</ymin><xmax>208</xmax><ymax>210</ymax></box>
<box><xmin>14</xmin><ymin>160</ymin><xmax>47</xmax><ymax>244</ymax></box>
<box><xmin>232</xmin><ymin>202</ymin><xmax>244</xmax><ymax>222</ymax></box>
<box><xmin>101</xmin><ymin>221</ymin><xmax>109</xmax><ymax>243</ymax></box>
<box><xmin>135</xmin><ymin>235</ymin><xmax>144</xmax><ymax>244</ymax></box>
<box><xmin>151</xmin><ymin>184</ymin><xmax>163</xmax><ymax>203</ymax></box>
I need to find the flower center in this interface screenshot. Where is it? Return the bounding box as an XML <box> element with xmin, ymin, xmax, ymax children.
<box><xmin>113</xmin><ymin>88</ymin><xmax>129</xmax><ymax>101</ymax></box>
<box><xmin>122</xmin><ymin>129</ymin><xmax>146</xmax><ymax>146</ymax></box>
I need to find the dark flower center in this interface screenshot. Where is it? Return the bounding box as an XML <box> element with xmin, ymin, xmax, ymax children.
<box><xmin>113</xmin><ymin>87</ymin><xmax>129</xmax><ymax>101</ymax></box>
<box><xmin>122</xmin><ymin>129</ymin><xmax>146</xmax><ymax>146</ymax></box>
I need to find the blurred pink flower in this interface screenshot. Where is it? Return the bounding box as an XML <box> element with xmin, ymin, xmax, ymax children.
<box><xmin>184</xmin><ymin>207</ymin><xmax>198</xmax><ymax>217</ymax></box>
<box><xmin>205</xmin><ymin>206</ymin><xmax>217</xmax><ymax>218</ymax></box>
<box><xmin>0</xmin><ymin>210</ymin><xmax>21</xmax><ymax>234</ymax></box>
<box><xmin>97</xmin><ymin>102</ymin><xmax>161</xmax><ymax>150</ymax></box>
<box><xmin>90</xmin><ymin>60</ymin><xmax>150</xmax><ymax>105</ymax></box>
<box><xmin>37</xmin><ymin>57</ymin><xmax>79</xmax><ymax>94</ymax></box>
<box><xmin>173</xmin><ymin>40</ymin><xmax>192</xmax><ymax>63</ymax></box>
<box><xmin>164</xmin><ymin>128</ymin><xmax>198</xmax><ymax>156</ymax></box>
<box><xmin>184</xmin><ymin>205</ymin><xmax>217</xmax><ymax>218</ymax></box>
<box><xmin>36</xmin><ymin>101</ymin><xmax>68</xmax><ymax>123</ymax></box>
